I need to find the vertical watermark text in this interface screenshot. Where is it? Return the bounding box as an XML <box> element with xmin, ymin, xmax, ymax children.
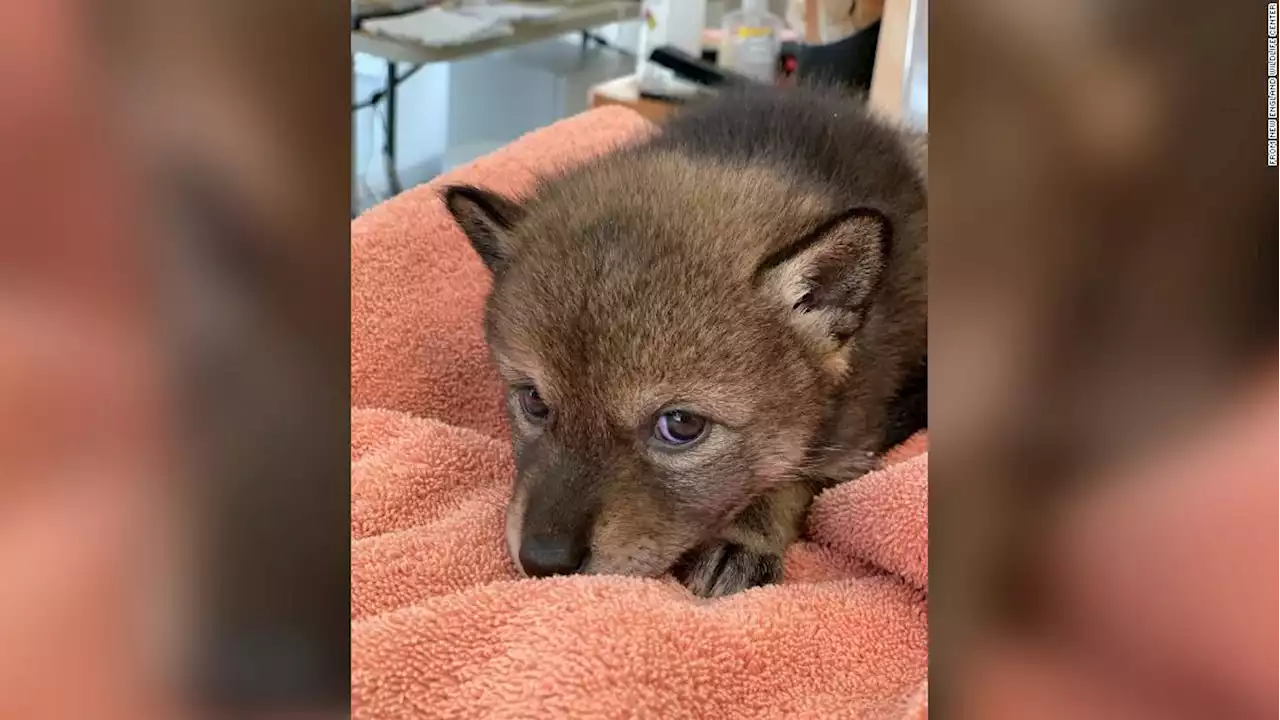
<box><xmin>1268</xmin><ymin>4</ymin><xmax>1277</xmax><ymax>165</ymax></box>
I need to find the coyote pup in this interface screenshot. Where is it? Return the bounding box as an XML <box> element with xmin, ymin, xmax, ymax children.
<box><xmin>444</xmin><ymin>86</ymin><xmax>926</xmax><ymax>597</ymax></box>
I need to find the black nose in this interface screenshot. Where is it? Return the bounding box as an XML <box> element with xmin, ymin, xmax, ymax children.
<box><xmin>518</xmin><ymin>533</ymin><xmax>588</xmax><ymax>578</ymax></box>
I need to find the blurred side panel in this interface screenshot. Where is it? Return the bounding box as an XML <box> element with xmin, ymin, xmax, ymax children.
<box><xmin>0</xmin><ymin>0</ymin><xmax>352</xmax><ymax>718</ymax></box>
<box><xmin>931</xmin><ymin>0</ymin><xmax>1276</xmax><ymax>717</ymax></box>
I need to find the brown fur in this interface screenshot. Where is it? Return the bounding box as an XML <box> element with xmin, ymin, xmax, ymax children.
<box><xmin>444</xmin><ymin>86</ymin><xmax>926</xmax><ymax>596</ymax></box>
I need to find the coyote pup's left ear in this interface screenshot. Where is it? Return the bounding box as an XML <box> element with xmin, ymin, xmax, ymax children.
<box><xmin>442</xmin><ymin>185</ymin><xmax>526</xmax><ymax>273</ymax></box>
<box><xmin>754</xmin><ymin>207</ymin><xmax>891</xmax><ymax>371</ymax></box>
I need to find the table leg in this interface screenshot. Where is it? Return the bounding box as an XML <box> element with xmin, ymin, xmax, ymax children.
<box><xmin>384</xmin><ymin>60</ymin><xmax>403</xmax><ymax>196</ymax></box>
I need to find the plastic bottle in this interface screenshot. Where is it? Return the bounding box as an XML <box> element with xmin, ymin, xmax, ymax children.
<box><xmin>718</xmin><ymin>0</ymin><xmax>786</xmax><ymax>84</ymax></box>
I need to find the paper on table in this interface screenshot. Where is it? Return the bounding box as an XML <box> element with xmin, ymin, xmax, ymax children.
<box><xmin>362</xmin><ymin>7</ymin><xmax>514</xmax><ymax>47</ymax></box>
<box><xmin>454</xmin><ymin>2</ymin><xmax>564</xmax><ymax>22</ymax></box>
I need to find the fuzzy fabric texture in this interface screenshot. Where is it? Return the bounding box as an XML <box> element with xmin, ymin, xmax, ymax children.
<box><xmin>351</xmin><ymin>107</ymin><xmax>929</xmax><ymax>719</ymax></box>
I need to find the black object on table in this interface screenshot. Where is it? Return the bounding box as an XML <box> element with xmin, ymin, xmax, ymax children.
<box><xmin>638</xmin><ymin>45</ymin><xmax>759</xmax><ymax>103</ymax></box>
<box><xmin>791</xmin><ymin>20</ymin><xmax>882</xmax><ymax>91</ymax></box>
<box><xmin>643</xmin><ymin>19</ymin><xmax>881</xmax><ymax>103</ymax></box>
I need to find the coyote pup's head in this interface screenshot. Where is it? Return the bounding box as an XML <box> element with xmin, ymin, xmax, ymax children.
<box><xmin>443</xmin><ymin>152</ymin><xmax>893</xmax><ymax>580</ymax></box>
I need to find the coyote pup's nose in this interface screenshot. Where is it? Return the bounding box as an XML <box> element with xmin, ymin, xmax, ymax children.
<box><xmin>518</xmin><ymin>532</ymin><xmax>588</xmax><ymax>577</ymax></box>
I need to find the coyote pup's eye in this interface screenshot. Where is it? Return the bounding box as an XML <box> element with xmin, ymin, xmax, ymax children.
<box><xmin>515</xmin><ymin>386</ymin><xmax>550</xmax><ymax>422</ymax></box>
<box><xmin>654</xmin><ymin>410</ymin><xmax>708</xmax><ymax>446</ymax></box>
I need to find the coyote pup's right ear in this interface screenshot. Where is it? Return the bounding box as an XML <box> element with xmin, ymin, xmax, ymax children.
<box><xmin>442</xmin><ymin>185</ymin><xmax>526</xmax><ymax>273</ymax></box>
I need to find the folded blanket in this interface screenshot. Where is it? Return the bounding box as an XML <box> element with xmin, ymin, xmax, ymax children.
<box><xmin>351</xmin><ymin>107</ymin><xmax>929</xmax><ymax>719</ymax></box>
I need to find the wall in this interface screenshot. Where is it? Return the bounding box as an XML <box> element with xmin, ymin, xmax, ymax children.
<box><xmin>352</xmin><ymin>24</ymin><xmax>640</xmax><ymax>212</ymax></box>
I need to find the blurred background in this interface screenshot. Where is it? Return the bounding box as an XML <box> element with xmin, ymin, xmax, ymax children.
<box><xmin>0</xmin><ymin>0</ymin><xmax>1273</xmax><ymax>718</ymax></box>
<box><xmin>931</xmin><ymin>1</ymin><xmax>1276</xmax><ymax>716</ymax></box>
<box><xmin>1</xmin><ymin>1</ymin><xmax>351</xmax><ymax>718</ymax></box>
<box><xmin>349</xmin><ymin>0</ymin><xmax>928</xmax><ymax>213</ymax></box>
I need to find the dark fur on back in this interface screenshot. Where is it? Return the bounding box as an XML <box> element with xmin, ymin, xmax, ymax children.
<box><xmin>655</xmin><ymin>86</ymin><xmax>919</xmax><ymax>195</ymax></box>
<box><xmin>443</xmin><ymin>85</ymin><xmax>926</xmax><ymax>596</ymax></box>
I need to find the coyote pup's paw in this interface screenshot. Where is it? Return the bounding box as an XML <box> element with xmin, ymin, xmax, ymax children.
<box><xmin>674</xmin><ymin>541</ymin><xmax>784</xmax><ymax>598</ymax></box>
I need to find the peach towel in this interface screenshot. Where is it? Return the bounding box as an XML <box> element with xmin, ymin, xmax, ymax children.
<box><xmin>351</xmin><ymin>108</ymin><xmax>928</xmax><ymax>719</ymax></box>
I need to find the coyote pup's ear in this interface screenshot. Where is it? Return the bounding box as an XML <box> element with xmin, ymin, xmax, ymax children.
<box><xmin>442</xmin><ymin>185</ymin><xmax>526</xmax><ymax>273</ymax></box>
<box><xmin>754</xmin><ymin>207</ymin><xmax>891</xmax><ymax>372</ymax></box>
